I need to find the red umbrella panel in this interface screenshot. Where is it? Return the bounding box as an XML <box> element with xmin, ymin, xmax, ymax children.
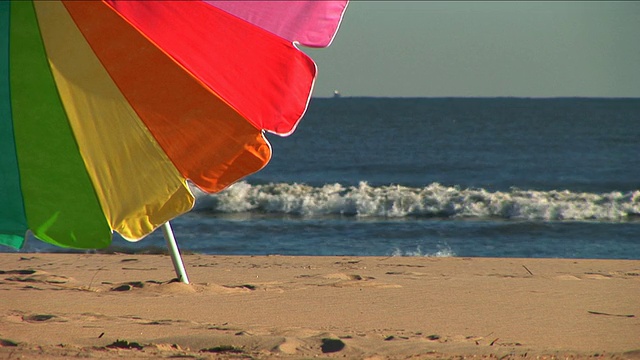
<box><xmin>0</xmin><ymin>0</ymin><xmax>349</xmax><ymax>249</ymax></box>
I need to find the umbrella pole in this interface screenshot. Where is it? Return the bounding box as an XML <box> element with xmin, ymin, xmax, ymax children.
<box><xmin>161</xmin><ymin>222</ymin><xmax>190</xmax><ymax>284</ymax></box>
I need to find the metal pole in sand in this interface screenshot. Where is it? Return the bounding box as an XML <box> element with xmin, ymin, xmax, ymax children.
<box><xmin>161</xmin><ymin>222</ymin><xmax>190</xmax><ymax>284</ymax></box>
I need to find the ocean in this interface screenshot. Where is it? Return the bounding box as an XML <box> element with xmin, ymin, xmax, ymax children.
<box><xmin>13</xmin><ymin>98</ymin><xmax>640</xmax><ymax>259</ymax></box>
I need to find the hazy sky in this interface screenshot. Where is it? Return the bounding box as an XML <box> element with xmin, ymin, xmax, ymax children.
<box><xmin>304</xmin><ymin>1</ymin><xmax>640</xmax><ymax>98</ymax></box>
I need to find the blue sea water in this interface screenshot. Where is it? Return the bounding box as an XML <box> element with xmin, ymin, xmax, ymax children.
<box><xmin>15</xmin><ymin>98</ymin><xmax>640</xmax><ymax>259</ymax></box>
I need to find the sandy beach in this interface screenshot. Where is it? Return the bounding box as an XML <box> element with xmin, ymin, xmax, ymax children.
<box><xmin>0</xmin><ymin>253</ymin><xmax>638</xmax><ymax>359</ymax></box>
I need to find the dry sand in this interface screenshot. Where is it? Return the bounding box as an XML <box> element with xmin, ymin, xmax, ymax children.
<box><xmin>0</xmin><ymin>253</ymin><xmax>638</xmax><ymax>359</ymax></box>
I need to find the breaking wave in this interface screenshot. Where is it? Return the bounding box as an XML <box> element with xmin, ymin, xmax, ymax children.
<box><xmin>391</xmin><ymin>245</ymin><xmax>456</xmax><ymax>258</ymax></box>
<box><xmin>192</xmin><ymin>181</ymin><xmax>640</xmax><ymax>222</ymax></box>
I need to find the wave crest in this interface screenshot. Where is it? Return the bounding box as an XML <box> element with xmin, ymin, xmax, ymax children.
<box><xmin>192</xmin><ymin>181</ymin><xmax>640</xmax><ymax>222</ymax></box>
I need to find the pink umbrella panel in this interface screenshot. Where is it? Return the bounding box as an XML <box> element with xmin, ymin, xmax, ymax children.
<box><xmin>0</xmin><ymin>0</ymin><xmax>349</xmax><ymax>250</ymax></box>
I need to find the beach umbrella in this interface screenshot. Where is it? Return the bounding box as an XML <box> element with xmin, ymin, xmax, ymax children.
<box><xmin>0</xmin><ymin>1</ymin><xmax>348</xmax><ymax>282</ymax></box>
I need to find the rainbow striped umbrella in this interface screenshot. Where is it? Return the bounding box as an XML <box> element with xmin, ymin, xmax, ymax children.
<box><xmin>1</xmin><ymin>2</ymin><xmax>348</xmax><ymax>254</ymax></box>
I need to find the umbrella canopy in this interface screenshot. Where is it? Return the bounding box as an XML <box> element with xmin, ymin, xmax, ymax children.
<box><xmin>0</xmin><ymin>0</ymin><xmax>348</xmax><ymax>250</ymax></box>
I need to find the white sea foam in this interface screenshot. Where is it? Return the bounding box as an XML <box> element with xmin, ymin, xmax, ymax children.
<box><xmin>391</xmin><ymin>245</ymin><xmax>455</xmax><ymax>257</ymax></box>
<box><xmin>192</xmin><ymin>181</ymin><xmax>640</xmax><ymax>222</ymax></box>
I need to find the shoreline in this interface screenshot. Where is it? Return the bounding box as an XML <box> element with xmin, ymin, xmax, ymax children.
<box><xmin>1</xmin><ymin>254</ymin><xmax>639</xmax><ymax>359</ymax></box>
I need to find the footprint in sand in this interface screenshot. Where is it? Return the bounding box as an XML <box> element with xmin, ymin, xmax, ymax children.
<box><xmin>0</xmin><ymin>269</ymin><xmax>36</xmax><ymax>275</ymax></box>
<box><xmin>108</xmin><ymin>280</ymin><xmax>199</xmax><ymax>294</ymax></box>
<box><xmin>323</xmin><ymin>273</ymin><xmax>372</xmax><ymax>281</ymax></box>
<box><xmin>21</xmin><ymin>314</ymin><xmax>65</xmax><ymax>323</ymax></box>
<box><xmin>385</xmin><ymin>271</ymin><xmax>429</xmax><ymax>279</ymax></box>
<box><xmin>318</xmin><ymin>273</ymin><xmax>401</xmax><ymax>288</ymax></box>
<box><xmin>555</xmin><ymin>273</ymin><xmax>620</xmax><ymax>281</ymax></box>
<box><xmin>111</xmin><ymin>281</ymin><xmax>146</xmax><ymax>291</ymax></box>
<box><xmin>2</xmin><ymin>269</ymin><xmax>73</xmax><ymax>285</ymax></box>
<box><xmin>583</xmin><ymin>272</ymin><xmax>613</xmax><ymax>280</ymax></box>
<box><xmin>554</xmin><ymin>274</ymin><xmax>582</xmax><ymax>281</ymax></box>
<box><xmin>276</xmin><ymin>337</ymin><xmax>306</xmax><ymax>354</ymax></box>
<box><xmin>0</xmin><ymin>338</ymin><xmax>19</xmax><ymax>347</ymax></box>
